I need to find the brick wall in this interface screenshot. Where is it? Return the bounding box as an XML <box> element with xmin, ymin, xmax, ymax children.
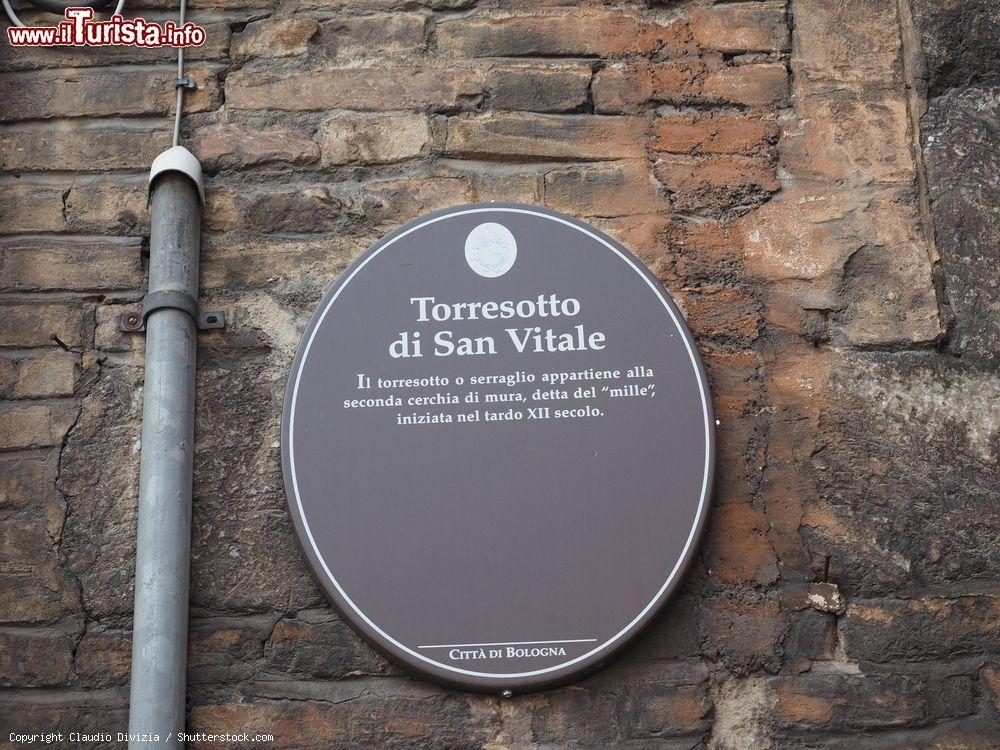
<box><xmin>1</xmin><ymin>0</ymin><xmax>997</xmax><ymax>747</ymax></box>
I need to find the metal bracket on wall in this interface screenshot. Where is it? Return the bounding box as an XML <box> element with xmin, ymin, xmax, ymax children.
<box><xmin>118</xmin><ymin>290</ymin><xmax>226</xmax><ymax>333</ymax></box>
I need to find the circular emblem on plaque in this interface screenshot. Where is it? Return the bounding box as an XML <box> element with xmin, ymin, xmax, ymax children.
<box><xmin>282</xmin><ymin>203</ymin><xmax>715</xmax><ymax>693</ymax></box>
<box><xmin>465</xmin><ymin>222</ymin><xmax>518</xmax><ymax>278</ymax></box>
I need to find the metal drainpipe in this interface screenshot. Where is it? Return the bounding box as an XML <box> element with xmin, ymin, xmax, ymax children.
<box><xmin>127</xmin><ymin>147</ymin><xmax>204</xmax><ymax>748</ymax></box>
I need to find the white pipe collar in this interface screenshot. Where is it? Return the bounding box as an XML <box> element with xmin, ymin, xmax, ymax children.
<box><xmin>148</xmin><ymin>145</ymin><xmax>205</xmax><ymax>205</ymax></box>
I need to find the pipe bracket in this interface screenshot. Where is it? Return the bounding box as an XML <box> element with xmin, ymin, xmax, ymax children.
<box><xmin>118</xmin><ymin>291</ymin><xmax>226</xmax><ymax>333</ymax></box>
<box><xmin>143</xmin><ymin>289</ymin><xmax>198</xmax><ymax>321</ymax></box>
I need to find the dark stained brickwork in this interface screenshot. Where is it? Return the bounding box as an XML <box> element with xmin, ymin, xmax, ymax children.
<box><xmin>0</xmin><ymin>0</ymin><xmax>997</xmax><ymax>747</ymax></box>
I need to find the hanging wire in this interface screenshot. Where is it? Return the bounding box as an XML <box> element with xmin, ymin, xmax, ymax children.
<box><xmin>3</xmin><ymin>0</ymin><xmax>126</xmax><ymax>28</ymax></box>
<box><xmin>171</xmin><ymin>0</ymin><xmax>188</xmax><ymax>147</ymax></box>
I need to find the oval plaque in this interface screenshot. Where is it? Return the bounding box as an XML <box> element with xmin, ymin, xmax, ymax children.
<box><xmin>282</xmin><ymin>203</ymin><xmax>715</xmax><ymax>693</ymax></box>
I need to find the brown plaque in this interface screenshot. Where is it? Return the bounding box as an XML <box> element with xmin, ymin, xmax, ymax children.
<box><xmin>281</xmin><ymin>203</ymin><xmax>715</xmax><ymax>693</ymax></box>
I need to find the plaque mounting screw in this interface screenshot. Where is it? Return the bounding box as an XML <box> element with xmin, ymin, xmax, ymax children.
<box><xmin>501</xmin><ymin>689</ymin><xmax>513</xmax><ymax>699</ymax></box>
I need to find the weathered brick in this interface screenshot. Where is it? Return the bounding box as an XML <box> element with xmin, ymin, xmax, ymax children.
<box><xmin>269</xmin><ymin>609</ymin><xmax>391</xmax><ymax>679</ymax></box>
<box><xmin>781</xmin><ymin>582</ymin><xmax>846</xmax><ymax>614</ymax></box>
<box><xmin>0</xmin><ymin>359</ymin><xmax>14</xmax><ymax>397</ymax></box>
<box><xmin>0</xmin><ymin>557</ymin><xmax>78</xmax><ymax>624</ymax></box>
<box><xmin>231</xmin><ymin>17</ymin><xmax>319</xmax><ymax>59</ymax></box>
<box><xmin>702</xmin><ymin>63</ymin><xmax>789</xmax><ymax>107</ymax></box>
<box><xmin>74</xmin><ymin>629</ymin><xmax>132</xmax><ymax>687</ymax></box>
<box><xmin>0</xmin><ymin>454</ymin><xmax>61</xmax><ymax>529</ymax></box>
<box><xmin>783</xmin><ymin>609</ymin><xmax>836</xmax><ymax>671</ymax></box>
<box><xmin>0</xmin><ymin>239</ymin><xmax>143</xmax><ymax>292</ymax></box>
<box><xmin>199</xmin><ymin>236</ymin><xmax>363</xmax><ymax>292</ymax></box>
<box><xmin>497</xmin><ymin>0</ymin><xmax>617</xmax><ymax>6</ymax></box>
<box><xmin>0</xmin><ymin>183</ymin><xmax>66</xmax><ymax>233</ymax></box>
<box><xmin>834</xmin><ymin>194</ymin><xmax>943</xmax><ymax>346</ymax></box>
<box><xmin>984</xmin><ymin>664</ymin><xmax>1000</xmax><ymax>713</ymax></box>
<box><xmin>812</xmin><ymin>351</ymin><xmax>1000</xmax><ymax>589</ymax></box>
<box><xmin>190</xmin><ymin>122</ymin><xmax>320</xmax><ymax>170</ymax></box>
<box><xmin>63</xmin><ymin>180</ymin><xmax>148</xmax><ymax>235</ymax></box>
<box><xmin>188</xmin><ymin>616</ymin><xmax>273</xmax><ymax>685</ymax></box>
<box><xmin>714</xmin><ymin>431</ymin><xmax>765</xmax><ymax>518</ymax></box>
<box><xmin>922</xmin><ymin>79</ymin><xmax>1000</xmax><ymax>361</ymax></box>
<box><xmin>653</xmin><ymin>113</ymin><xmax>778</xmax><ymax>156</ymax></box>
<box><xmin>0</xmin><ymin>67</ymin><xmax>221</xmax><ymax>121</ymax></box>
<box><xmin>623</xmin><ymin>678</ymin><xmax>712</xmax><ymax>738</ymax></box>
<box><xmin>320</xmin><ymin>113</ymin><xmax>431</xmax><ymax>165</ymax></box>
<box><xmin>670</xmin><ymin>219</ymin><xmax>741</xmax><ymax>279</ymax></box>
<box><xmin>438</xmin><ymin>12</ymin><xmax>694</xmax><ymax>58</ymax></box>
<box><xmin>0</xmin><ymin>124</ymin><xmax>170</xmax><ymax>172</ymax></box>
<box><xmin>704</xmin><ymin>502</ymin><xmax>778</xmax><ymax>585</ymax></box>
<box><xmin>13</xmin><ymin>352</ymin><xmax>77</xmax><ymax>399</ymax></box>
<box><xmin>0</xmin><ymin>403</ymin><xmax>77</xmax><ymax>450</ymax></box>
<box><xmin>655</xmin><ymin>155</ymin><xmax>779</xmax><ymax>212</ymax></box>
<box><xmin>592</xmin><ymin>61</ymin><xmax>709</xmax><ymax>114</ymax></box>
<box><xmin>242</xmin><ymin>186</ymin><xmax>346</xmax><ymax>234</ymax></box>
<box><xmin>226</xmin><ymin>67</ymin><xmax>482</xmax><ymax>112</ymax></box>
<box><xmin>702</xmin><ymin>346</ymin><xmax>771</xmax><ymax>508</ymax></box>
<box><xmin>315</xmin><ymin>13</ymin><xmax>428</xmax><ymax>58</ymax></box>
<box><xmin>469</xmin><ymin>168</ymin><xmax>542</xmax><ymax>204</ymax></box>
<box><xmin>544</xmin><ymin>162</ymin><xmax>666</xmax><ymax>217</ymax></box>
<box><xmin>189</xmin><ymin>702</ymin><xmax>350</xmax><ymax>748</ymax></box>
<box><xmin>486</xmin><ymin>64</ymin><xmax>592</xmax><ymax>113</ymax></box>
<box><xmin>56</xmin><ymin>366</ymin><xmax>144</xmax><ymax>621</ymax></box>
<box><xmin>286</xmin><ymin>0</ymin><xmax>465</xmax><ymax>7</ymax></box>
<box><xmin>781</xmin><ymin>93</ymin><xmax>915</xmax><ymax>183</ymax></box>
<box><xmin>182</xmin><ymin>365</ymin><xmax>329</xmax><ymax>614</ymax></box>
<box><xmin>193</xmin><ymin>681</ymin><xmax>488</xmax><ymax>749</ymax></box>
<box><xmin>773</xmin><ymin>674</ymin><xmax>924</xmax><ymax>729</ymax></box>
<box><xmin>792</xmin><ymin>0</ymin><xmax>903</xmax><ymax>89</ymax></box>
<box><xmin>842</xmin><ymin>597</ymin><xmax>1000</xmax><ymax>663</ymax></box>
<box><xmin>705</xmin><ymin>382</ymin><xmax>764</xmax><ymax>516</ymax></box>
<box><xmin>690</xmin><ymin>5</ymin><xmax>789</xmax><ymax>53</ymax></box>
<box><xmin>925</xmin><ymin>674</ymin><xmax>975</xmax><ymax>721</ymax></box>
<box><xmin>735</xmin><ymin>190</ymin><xmax>939</xmax><ymax>342</ymax></box>
<box><xmin>447</xmin><ymin>113</ymin><xmax>646</xmax><ymax>161</ymax></box>
<box><xmin>590</xmin><ymin>214</ymin><xmax>672</xmax><ymax>280</ymax></box>
<box><xmin>758</xmin><ymin>346</ymin><xmax>831</xmax><ymax>580</ymax></box>
<box><xmin>136</xmin><ymin>0</ymin><xmax>273</xmax><ymax>8</ymax></box>
<box><xmin>362</xmin><ymin>173</ymin><xmax>474</xmax><ymax>225</ymax></box>
<box><xmin>1</xmin><ymin>515</ymin><xmax>57</xmax><ymax>564</ymax></box>
<box><xmin>0</xmin><ymin>689</ymin><xmax>128</xmax><ymax>738</ymax></box>
<box><xmin>703</xmin><ymin>345</ymin><xmax>759</xmax><ymax>408</ymax></box>
<box><xmin>204</xmin><ymin>186</ymin><xmax>239</xmax><ymax>232</ymax></box>
<box><xmin>731</xmin><ymin>184</ymin><xmax>860</xmax><ymax>299</ymax></box>
<box><xmin>0</xmin><ymin>626</ymin><xmax>76</xmax><ymax>687</ymax></box>
<box><xmin>701</xmin><ymin>599</ymin><xmax>786</xmax><ymax>673</ymax></box>
<box><xmin>803</xmin><ymin>583</ymin><xmax>845</xmax><ymax>614</ymax></box>
<box><xmin>0</xmin><ymin>302</ymin><xmax>89</xmax><ymax>348</ymax></box>
<box><xmin>529</xmin><ymin>685</ymin><xmax>622</xmax><ymax>744</ymax></box>
<box><xmin>681</xmin><ymin>286</ymin><xmax>762</xmax><ymax>342</ymax></box>
<box><xmin>5</xmin><ymin>180</ymin><xmax>146</xmax><ymax>236</ymax></box>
